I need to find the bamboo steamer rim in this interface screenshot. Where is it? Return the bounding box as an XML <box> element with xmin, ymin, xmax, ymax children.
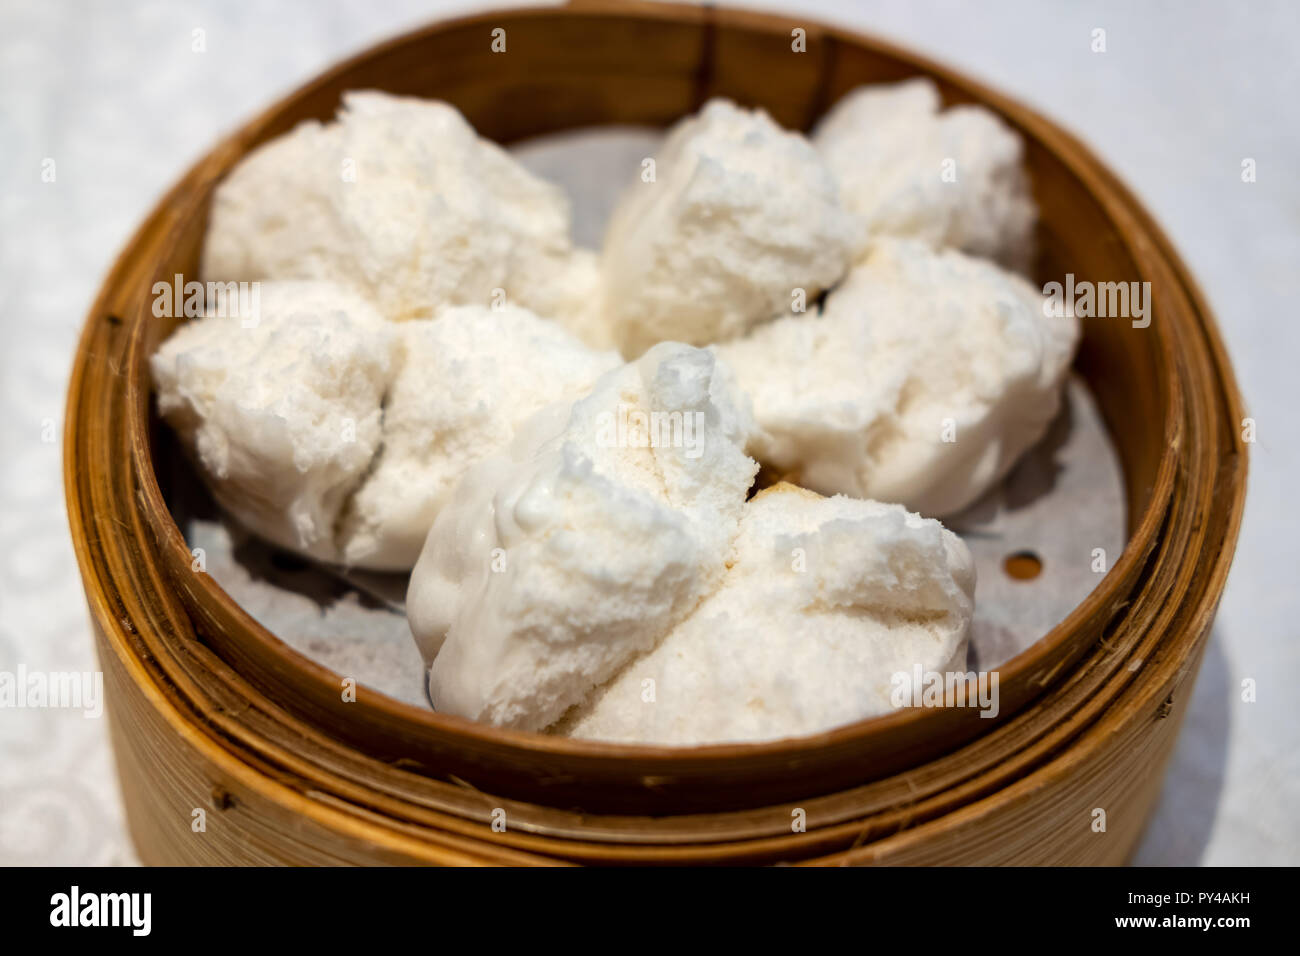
<box><xmin>65</xmin><ymin>0</ymin><xmax>1246</xmax><ymax>859</ymax></box>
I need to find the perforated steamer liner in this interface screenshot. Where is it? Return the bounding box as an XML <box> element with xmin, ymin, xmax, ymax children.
<box><xmin>64</xmin><ymin>0</ymin><xmax>1245</xmax><ymax>864</ymax></box>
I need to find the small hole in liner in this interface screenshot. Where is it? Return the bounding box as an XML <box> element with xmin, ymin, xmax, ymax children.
<box><xmin>1003</xmin><ymin>550</ymin><xmax>1043</xmax><ymax>581</ymax></box>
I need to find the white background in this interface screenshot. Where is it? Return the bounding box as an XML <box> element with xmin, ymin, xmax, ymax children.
<box><xmin>0</xmin><ymin>0</ymin><xmax>1294</xmax><ymax>865</ymax></box>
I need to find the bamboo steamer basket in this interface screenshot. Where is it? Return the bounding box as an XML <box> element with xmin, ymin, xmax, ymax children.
<box><xmin>64</xmin><ymin>0</ymin><xmax>1246</xmax><ymax>865</ymax></box>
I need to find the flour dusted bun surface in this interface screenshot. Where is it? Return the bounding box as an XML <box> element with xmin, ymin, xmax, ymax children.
<box><xmin>202</xmin><ymin>91</ymin><xmax>589</xmax><ymax>323</ymax></box>
<box><xmin>716</xmin><ymin>238</ymin><xmax>1079</xmax><ymax>517</ymax></box>
<box><xmin>150</xmin><ymin>280</ymin><xmax>394</xmax><ymax>563</ymax></box>
<box><xmin>407</xmin><ymin>343</ymin><xmax>759</xmax><ymax>731</ymax></box>
<box><xmin>337</xmin><ymin>305</ymin><xmax>621</xmax><ymax>570</ymax></box>
<box><xmin>814</xmin><ymin>78</ymin><xmax>1037</xmax><ymax>269</ymax></box>
<box><xmin>153</xmin><ymin>287</ymin><xmax>619</xmax><ymax>571</ymax></box>
<box><xmin>599</xmin><ymin>98</ymin><xmax>858</xmax><ymax>356</ymax></box>
<box><xmin>560</xmin><ymin>484</ymin><xmax>975</xmax><ymax>745</ymax></box>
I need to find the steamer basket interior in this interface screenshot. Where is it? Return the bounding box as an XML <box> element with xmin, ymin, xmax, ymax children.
<box><xmin>71</xmin><ymin>4</ymin><xmax>1238</xmax><ymax>840</ymax></box>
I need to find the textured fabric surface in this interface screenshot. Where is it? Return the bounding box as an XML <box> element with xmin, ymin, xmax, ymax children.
<box><xmin>0</xmin><ymin>0</ymin><xmax>1293</xmax><ymax>866</ymax></box>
